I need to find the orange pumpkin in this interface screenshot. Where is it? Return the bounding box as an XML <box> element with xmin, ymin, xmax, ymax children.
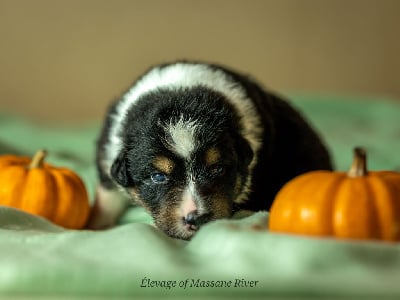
<box><xmin>269</xmin><ymin>147</ymin><xmax>400</xmax><ymax>241</ymax></box>
<box><xmin>0</xmin><ymin>150</ymin><xmax>90</xmax><ymax>229</ymax></box>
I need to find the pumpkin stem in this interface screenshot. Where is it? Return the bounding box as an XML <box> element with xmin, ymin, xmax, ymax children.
<box><xmin>348</xmin><ymin>147</ymin><xmax>368</xmax><ymax>177</ymax></box>
<box><xmin>28</xmin><ymin>150</ymin><xmax>48</xmax><ymax>169</ymax></box>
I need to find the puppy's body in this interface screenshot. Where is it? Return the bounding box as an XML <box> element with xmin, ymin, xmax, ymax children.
<box><xmin>90</xmin><ymin>62</ymin><xmax>332</xmax><ymax>239</ymax></box>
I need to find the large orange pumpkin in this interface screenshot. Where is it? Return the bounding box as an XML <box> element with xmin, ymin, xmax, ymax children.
<box><xmin>0</xmin><ymin>150</ymin><xmax>90</xmax><ymax>229</ymax></box>
<box><xmin>269</xmin><ymin>147</ymin><xmax>400</xmax><ymax>241</ymax></box>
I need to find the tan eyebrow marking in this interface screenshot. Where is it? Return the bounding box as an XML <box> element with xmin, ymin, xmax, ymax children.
<box><xmin>205</xmin><ymin>147</ymin><xmax>221</xmax><ymax>166</ymax></box>
<box><xmin>153</xmin><ymin>156</ymin><xmax>175</xmax><ymax>174</ymax></box>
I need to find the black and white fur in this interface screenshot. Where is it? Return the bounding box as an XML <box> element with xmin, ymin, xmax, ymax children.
<box><xmin>89</xmin><ymin>61</ymin><xmax>332</xmax><ymax>239</ymax></box>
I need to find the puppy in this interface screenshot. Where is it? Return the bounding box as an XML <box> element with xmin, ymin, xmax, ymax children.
<box><xmin>89</xmin><ymin>61</ymin><xmax>332</xmax><ymax>240</ymax></box>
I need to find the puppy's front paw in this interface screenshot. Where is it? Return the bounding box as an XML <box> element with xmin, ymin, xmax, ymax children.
<box><xmin>86</xmin><ymin>185</ymin><xmax>130</xmax><ymax>230</ymax></box>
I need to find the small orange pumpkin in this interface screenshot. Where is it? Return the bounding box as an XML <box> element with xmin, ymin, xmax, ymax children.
<box><xmin>0</xmin><ymin>150</ymin><xmax>90</xmax><ymax>229</ymax></box>
<box><xmin>269</xmin><ymin>147</ymin><xmax>400</xmax><ymax>241</ymax></box>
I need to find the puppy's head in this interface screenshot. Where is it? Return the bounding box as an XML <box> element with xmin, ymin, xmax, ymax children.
<box><xmin>110</xmin><ymin>87</ymin><xmax>253</xmax><ymax>239</ymax></box>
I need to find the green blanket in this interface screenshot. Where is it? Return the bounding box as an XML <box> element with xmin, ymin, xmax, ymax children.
<box><xmin>1</xmin><ymin>95</ymin><xmax>400</xmax><ymax>299</ymax></box>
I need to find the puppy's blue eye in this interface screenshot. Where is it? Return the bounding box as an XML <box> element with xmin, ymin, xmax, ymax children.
<box><xmin>151</xmin><ymin>172</ymin><xmax>168</xmax><ymax>184</ymax></box>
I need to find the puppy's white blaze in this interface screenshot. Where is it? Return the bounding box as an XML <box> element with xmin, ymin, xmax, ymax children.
<box><xmin>166</xmin><ymin>117</ymin><xmax>198</xmax><ymax>158</ymax></box>
<box><xmin>105</xmin><ymin>63</ymin><xmax>263</xmax><ymax>166</ymax></box>
<box><xmin>180</xmin><ymin>188</ymin><xmax>197</xmax><ymax>218</ymax></box>
<box><xmin>179</xmin><ymin>179</ymin><xmax>205</xmax><ymax>218</ymax></box>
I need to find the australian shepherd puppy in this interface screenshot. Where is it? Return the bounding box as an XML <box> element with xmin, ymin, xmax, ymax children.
<box><xmin>89</xmin><ymin>61</ymin><xmax>332</xmax><ymax>240</ymax></box>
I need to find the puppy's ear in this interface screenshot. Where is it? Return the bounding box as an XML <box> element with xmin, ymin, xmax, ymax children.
<box><xmin>110</xmin><ymin>150</ymin><xmax>134</xmax><ymax>187</ymax></box>
<box><xmin>236</xmin><ymin>135</ymin><xmax>253</xmax><ymax>167</ymax></box>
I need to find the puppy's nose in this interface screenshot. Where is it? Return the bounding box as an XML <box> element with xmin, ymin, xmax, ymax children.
<box><xmin>184</xmin><ymin>210</ymin><xmax>210</xmax><ymax>228</ymax></box>
<box><xmin>184</xmin><ymin>211</ymin><xmax>197</xmax><ymax>225</ymax></box>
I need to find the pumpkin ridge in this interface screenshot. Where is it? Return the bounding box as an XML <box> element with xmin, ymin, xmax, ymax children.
<box><xmin>289</xmin><ymin>174</ymin><xmax>321</xmax><ymax>233</ymax></box>
<box><xmin>368</xmin><ymin>175</ymin><xmax>400</xmax><ymax>241</ymax></box>
<box><xmin>21</xmin><ymin>168</ymin><xmax>58</xmax><ymax>219</ymax></box>
<box><xmin>323</xmin><ymin>174</ymin><xmax>346</xmax><ymax>236</ymax></box>
<box><xmin>50</xmin><ymin>170</ymin><xmax>75</xmax><ymax>228</ymax></box>
<box><xmin>46</xmin><ymin>171</ymin><xmax>61</xmax><ymax>223</ymax></box>
<box><xmin>0</xmin><ymin>165</ymin><xmax>28</xmax><ymax>208</ymax></box>
<box><xmin>331</xmin><ymin>175</ymin><xmax>349</xmax><ymax>238</ymax></box>
<box><xmin>362</xmin><ymin>179</ymin><xmax>382</xmax><ymax>239</ymax></box>
<box><xmin>333</xmin><ymin>177</ymin><xmax>378</xmax><ymax>240</ymax></box>
<box><xmin>299</xmin><ymin>172</ymin><xmax>346</xmax><ymax>236</ymax></box>
<box><xmin>50</xmin><ymin>169</ymin><xmax>90</xmax><ymax>229</ymax></box>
